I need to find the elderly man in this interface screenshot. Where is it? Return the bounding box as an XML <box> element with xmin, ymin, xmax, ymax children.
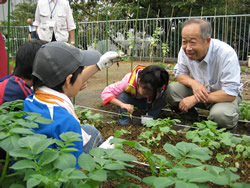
<box><xmin>166</xmin><ymin>18</ymin><xmax>242</xmax><ymax>130</ymax></box>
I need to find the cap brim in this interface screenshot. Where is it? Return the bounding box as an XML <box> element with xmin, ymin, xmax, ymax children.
<box><xmin>79</xmin><ymin>50</ymin><xmax>101</xmax><ymax>67</ymax></box>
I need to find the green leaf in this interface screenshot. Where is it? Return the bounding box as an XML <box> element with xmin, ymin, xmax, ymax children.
<box><xmin>59</xmin><ymin>132</ymin><xmax>82</xmax><ymax>143</ymax></box>
<box><xmin>32</xmin><ymin>139</ymin><xmax>54</xmax><ymax>154</ymax></box>
<box><xmin>0</xmin><ymin>134</ymin><xmax>20</xmax><ymax>152</ymax></box>
<box><xmin>183</xmin><ymin>159</ymin><xmax>202</xmax><ymax>166</ymax></box>
<box><xmin>53</xmin><ymin>153</ymin><xmax>76</xmax><ymax>169</ymax></box>
<box><xmin>18</xmin><ymin>135</ymin><xmax>46</xmax><ymax>148</ymax></box>
<box><xmin>60</xmin><ymin>148</ymin><xmax>79</xmax><ymax>153</ymax></box>
<box><xmin>205</xmin><ymin>120</ymin><xmax>218</xmax><ymax>129</ymax></box>
<box><xmin>163</xmin><ymin>143</ymin><xmax>181</xmax><ymax>159</ymax></box>
<box><xmin>153</xmin><ymin>177</ymin><xmax>175</xmax><ymax>188</ymax></box>
<box><xmin>188</xmin><ymin>147</ymin><xmax>211</xmax><ymax>161</ymax></box>
<box><xmin>175</xmin><ymin>180</ymin><xmax>200</xmax><ymax>188</ymax></box>
<box><xmin>78</xmin><ymin>153</ymin><xmax>96</xmax><ymax>172</ymax></box>
<box><xmin>111</xmin><ymin>153</ymin><xmax>137</xmax><ymax>162</ymax></box>
<box><xmin>61</xmin><ymin>168</ymin><xmax>75</xmax><ymax>177</ymax></box>
<box><xmin>26</xmin><ymin>112</ymin><xmax>53</xmax><ymax>124</ymax></box>
<box><xmin>216</xmin><ymin>153</ymin><xmax>230</xmax><ymax>163</ymax></box>
<box><xmin>9</xmin><ymin>148</ymin><xmax>33</xmax><ymax>158</ymax></box>
<box><xmin>10</xmin><ymin>128</ymin><xmax>34</xmax><ymax>135</ymax></box>
<box><xmin>55</xmin><ymin>139</ymin><xmax>65</xmax><ymax>147</ymax></box>
<box><xmin>232</xmin><ymin>136</ymin><xmax>242</xmax><ymax>144</ymax></box>
<box><xmin>143</xmin><ymin>176</ymin><xmax>157</xmax><ymax>186</ymax></box>
<box><xmin>94</xmin><ymin>157</ymin><xmax>109</xmax><ymax>167</ymax></box>
<box><xmin>22</xmin><ymin>121</ymin><xmax>39</xmax><ymax>129</ymax></box>
<box><xmin>88</xmin><ymin>170</ymin><xmax>107</xmax><ymax>182</ymax></box>
<box><xmin>68</xmin><ymin>169</ymin><xmax>87</xmax><ymax>180</ymax></box>
<box><xmin>31</xmin><ymin>174</ymin><xmax>51</xmax><ymax>185</ymax></box>
<box><xmin>27</xmin><ymin>178</ymin><xmax>41</xmax><ymax>188</ymax></box>
<box><xmin>104</xmin><ymin>163</ymin><xmax>125</xmax><ymax>170</ymax></box>
<box><xmin>12</xmin><ymin>111</ymin><xmax>27</xmax><ymax>118</ymax></box>
<box><xmin>177</xmin><ymin>168</ymin><xmax>211</xmax><ymax>183</ymax></box>
<box><xmin>209</xmin><ymin>141</ymin><xmax>220</xmax><ymax>149</ymax></box>
<box><xmin>176</xmin><ymin>142</ymin><xmax>194</xmax><ymax>155</ymax></box>
<box><xmin>186</xmin><ymin>131</ymin><xmax>196</xmax><ymax>140</ymax></box>
<box><xmin>198</xmin><ymin>129</ymin><xmax>210</xmax><ymax>137</ymax></box>
<box><xmin>69</xmin><ymin>170</ymin><xmax>88</xmax><ymax>180</ymax></box>
<box><xmin>38</xmin><ymin>150</ymin><xmax>59</xmax><ymax>166</ymax></box>
<box><xmin>205</xmin><ymin>166</ymin><xmax>228</xmax><ymax>185</ymax></box>
<box><xmin>159</xmin><ymin>126</ymin><xmax>170</xmax><ymax>133</ymax></box>
<box><xmin>0</xmin><ymin>132</ymin><xmax>9</xmax><ymax>140</ymax></box>
<box><xmin>10</xmin><ymin>159</ymin><xmax>36</xmax><ymax>170</ymax></box>
<box><xmin>232</xmin><ymin>182</ymin><xmax>250</xmax><ymax>188</ymax></box>
<box><xmin>89</xmin><ymin>147</ymin><xmax>105</xmax><ymax>158</ymax></box>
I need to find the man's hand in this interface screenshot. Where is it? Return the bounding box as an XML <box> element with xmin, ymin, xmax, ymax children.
<box><xmin>179</xmin><ymin>95</ymin><xmax>198</xmax><ymax>112</ymax></box>
<box><xmin>191</xmin><ymin>80</ymin><xmax>210</xmax><ymax>103</ymax></box>
<box><xmin>96</xmin><ymin>51</ymin><xmax>124</xmax><ymax>70</ymax></box>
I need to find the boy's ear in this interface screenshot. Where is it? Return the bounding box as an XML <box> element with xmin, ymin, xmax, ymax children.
<box><xmin>65</xmin><ymin>74</ymin><xmax>73</xmax><ymax>86</ymax></box>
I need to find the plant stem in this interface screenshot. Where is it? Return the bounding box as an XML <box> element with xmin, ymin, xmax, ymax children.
<box><xmin>0</xmin><ymin>152</ymin><xmax>10</xmax><ymax>185</ymax></box>
<box><xmin>142</xmin><ymin>152</ymin><xmax>156</xmax><ymax>176</ymax></box>
<box><xmin>5</xmin><ymin>172</ymin><xmax>18</xmax><ymax>178</ymax></box>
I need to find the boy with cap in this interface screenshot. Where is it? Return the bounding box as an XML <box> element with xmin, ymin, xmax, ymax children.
<box><xmin>23</xmin><ymin>42</ymin><xmax>122</xmax><ymax>169</ymax></box>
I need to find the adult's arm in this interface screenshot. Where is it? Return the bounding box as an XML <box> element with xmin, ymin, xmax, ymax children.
<box><xmin>179</xmin><ymin>89</ymin><xmax>236</xmax><ymax>112</ymax></box>
<box><xmin>33</xmin><ymin>4</ymin><xmax>40</xmax><ymax>27</ymax></box>
<box><xmin>176</xmin><ymin>74</ymin><xmax>209</xmax><ymax>103</ymax></box>
<box><xmin>65</xmin><ymin>0</ymin><xmax>76</xmax><ymax>44</ymax></box>
<box><xmin>69</xmin><ymin>29</ymin><xmax>75</xmax><ymax>44</ymax></box>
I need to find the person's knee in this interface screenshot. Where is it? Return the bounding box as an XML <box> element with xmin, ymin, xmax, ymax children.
<box><xmin>165</xmin><ymin>84</ymin><xmax>176</xmax><ymax>106</ymax></box>
<box><xmin>208</xmin><ymin>109</ymin><xmax>238</xmax><ymax>129</ymax></box>
<box><xmin>82</xmin><ymin>124</ymin><xmax>102</xmax><ymax>140</ymax></box>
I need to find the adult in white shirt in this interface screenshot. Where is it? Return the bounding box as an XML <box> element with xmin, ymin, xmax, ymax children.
<box><xmin>166</xmin><ymin>18</ymin><xmax>242</xmax><ymax>130</ymax></box>
<box><xmin>33</xmin><ymin>0</ymin><xmax>76</xmax><ymax>44</ymax></box>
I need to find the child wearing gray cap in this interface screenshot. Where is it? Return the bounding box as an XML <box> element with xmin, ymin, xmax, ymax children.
<box><xmin>23</xmin><ymin>42</ymin><xmax>122</xmax><ymax>169</ymax></box>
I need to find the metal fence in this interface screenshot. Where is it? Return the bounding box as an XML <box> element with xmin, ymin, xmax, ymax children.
<box><xmin>1</xmin><ymin>14</ymin><xmax>249</xmax><ymax>61</ymax></box>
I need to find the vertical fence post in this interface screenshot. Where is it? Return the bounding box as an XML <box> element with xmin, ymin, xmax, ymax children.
<box><xmin>131</xmin><ymin>0</ymin><xmax>140</xmax><ymax>70</ymax></box>
<box><xmin>73</xmin><ymin>8</ymin><xmax>78</xmax><ymax>105</ymax></box>
<box><xmin>105</xmin><ymin>14</ymin><xmax>109</xmax><ymax>86</ymax></box>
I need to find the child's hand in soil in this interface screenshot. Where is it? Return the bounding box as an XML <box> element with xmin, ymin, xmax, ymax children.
<box><xmin>121</xmin><ymin>103</ymin><xmax>134</xmax><ymax>114</ymax></box>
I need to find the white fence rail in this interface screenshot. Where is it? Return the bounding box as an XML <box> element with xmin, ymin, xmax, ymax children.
<box><xmin>1</xmin><ymin>14</ymin><xmax>249</xmax><ymax>62</ymax></box>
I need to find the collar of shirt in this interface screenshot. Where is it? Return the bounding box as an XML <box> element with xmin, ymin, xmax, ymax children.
<box><xmin>49</xmin><ymin>0</ymin><xmax>55</xmax><ymax>3</ymax></box>
<box><xmin>202</xmin><ymin>39</ymin><xmax>214</xmax><ymax>65</ymax></box>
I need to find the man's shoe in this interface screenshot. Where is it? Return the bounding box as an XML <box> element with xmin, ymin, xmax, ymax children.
<box><xmin>180</xmin><ymin>108</ymin><xmax>199</xmax><ymax>122</ymax></box>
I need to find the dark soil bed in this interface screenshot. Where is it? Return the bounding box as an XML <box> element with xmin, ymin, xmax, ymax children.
<box><xmin>78</xmin><ymin>103</ymin><xmax>250</xmax><ymax>187</ymax></box>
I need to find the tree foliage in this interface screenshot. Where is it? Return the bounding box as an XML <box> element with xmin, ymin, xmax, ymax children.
<box><xmin>69</xmin><ymin>0</ymin><xmax>250</xmax><ymax>22</ymax></box>
<box><xmin>1</xmin><ymin>2</ymin><xmax>37</xmax><ymax>26</ymax></box>
<box><xmin>1</xmin><ymin>0</ymin><xmax>249</xmax><ymax>26</ymax></box>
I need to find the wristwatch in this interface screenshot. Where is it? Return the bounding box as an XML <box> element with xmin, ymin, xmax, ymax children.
<box><xmin>70</xmin><ymin>41</ymin><xmax>75</xmax><ymax>45</ymax></box>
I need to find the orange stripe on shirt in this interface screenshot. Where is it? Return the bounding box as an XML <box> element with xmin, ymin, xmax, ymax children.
<box><xmin>35</xmin><ymin>89</ymin><xmax>64</xmax><ymax>104</ymax></box>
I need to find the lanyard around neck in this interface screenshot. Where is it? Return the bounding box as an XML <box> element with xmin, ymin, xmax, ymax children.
<box><xmin>48</xmin><ymin>0</ymin><xmax>58</xmax><ymax>19</ymax></box>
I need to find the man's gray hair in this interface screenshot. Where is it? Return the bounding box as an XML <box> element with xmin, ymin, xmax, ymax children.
<box><xmin>182</xmin><ymin>18</ymin><xmax>212</xmax><ymax>40</ymax></box>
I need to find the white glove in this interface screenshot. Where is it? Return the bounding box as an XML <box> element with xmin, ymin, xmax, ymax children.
<box><xmin>96</xmin><ymin>51</ymin><xmax>124</xmax><ymax>70</ymax></box>
<box><xmin>99</xmin><ymin>136</ymin><xmax>114</xmax><ymax>149</ymax></box>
